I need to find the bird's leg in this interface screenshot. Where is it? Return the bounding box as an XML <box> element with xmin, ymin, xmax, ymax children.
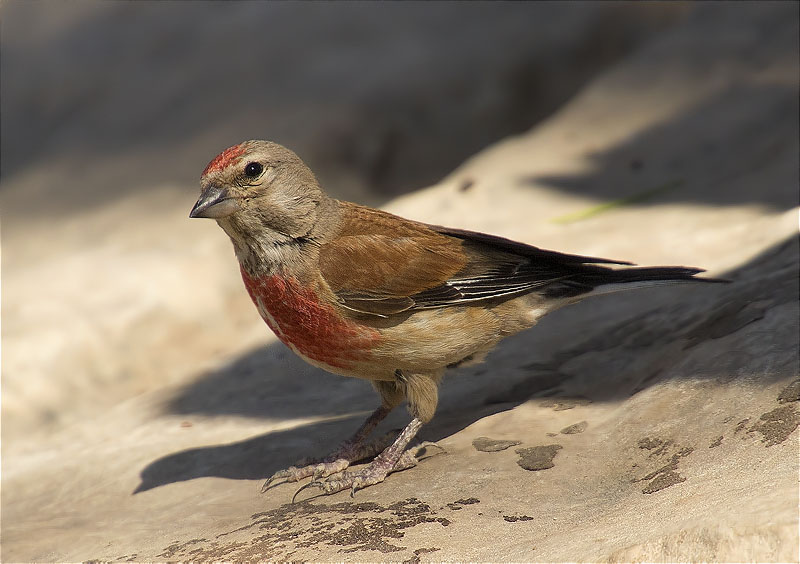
<box><xmin>262</xmin><ymin>405</ymin><xmax>392</xmax><ymax>491</ymax></box>
<box><xmin>294</xmin><ymin>371</ymin><xmax>441</xmax><ymax>498</ymax></box>
<box><xmin>294</xmin><ymin>417</ymin><xmax>424</xmax><ymax>500</ymax></box>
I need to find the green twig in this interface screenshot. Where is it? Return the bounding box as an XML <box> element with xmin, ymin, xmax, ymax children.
<box><xmin>550</xmin><ymin>179</ymin><xmax>685</xmax><ymax>224</ymax></box>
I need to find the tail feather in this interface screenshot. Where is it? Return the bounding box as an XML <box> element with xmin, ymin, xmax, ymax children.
<box><xmin>544</xmin><ymin>266</ymin><xmax>729</xmax><ymax>298</ymax></box>
<box><xmin>603</xmin><ymin>266</ymin><xmax>715</xmax><ymax>283</ymax></box>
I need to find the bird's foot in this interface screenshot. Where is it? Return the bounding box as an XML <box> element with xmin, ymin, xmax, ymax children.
<box><xmin>293</xmin><ymin>449</ymin><xmax>419</xmax><ymax>501</ymax></box>
<box><xmin>261</xmin><ymin>459</ymin><xmax>348</xmax><ymax>493</ymax></box>
<box><xmin>261</xmin><ymin>432</ymin><xmax>395</xmax><ymax>492</ymax></box>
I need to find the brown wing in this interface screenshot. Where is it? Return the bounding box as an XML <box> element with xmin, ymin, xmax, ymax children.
<box><xmin>319</xmin><ymin>202</ymin><xmax>668</xmax><ymax>318</ymax></box>
<box><xmin>318</xmin><ymin>203</ymin><xmax>468</xmax><ymax>316</ymax></box>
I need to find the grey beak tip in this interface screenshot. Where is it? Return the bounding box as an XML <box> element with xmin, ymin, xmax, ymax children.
<box><xmin>190</xmin><ymin>184</ymin><xmax>239</xmax><ymax>219</ymax></box>
<box><xmin>189</xmin><ymin>199</ymin><xmax>209</xmax><ymax>219</ymax></box>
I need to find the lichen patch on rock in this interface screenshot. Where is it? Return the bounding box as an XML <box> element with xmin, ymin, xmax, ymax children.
<box><xmin>750</xmin><ymin>406</ymin><xmax>799</xmax><ymax>447</ymax></box>
<box><xmin>472</xmin><ymin>437</ymin><xmax>522</xmax><ymax>452</ymax></box>
<box><xmin>516</xmin><ymin>445</ymin><xmax>562</xmax><ymax>471</ymax></box>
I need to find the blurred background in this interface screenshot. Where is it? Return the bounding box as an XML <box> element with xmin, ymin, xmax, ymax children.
<box><xmin>3</xmin><ymin>2</ymin><xmax>799</xmax><ymax>561</ymax></box>
<box><xmin>3</xmin><ymin>2</ymin><xmax>688</xmax><ymax>210</ymax></box>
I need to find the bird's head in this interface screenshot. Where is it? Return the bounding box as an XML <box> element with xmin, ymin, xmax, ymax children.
<box><xmin>190</xmin><ymin>140</ymin><xmax>328</xmax><ymax>244</ymax></box>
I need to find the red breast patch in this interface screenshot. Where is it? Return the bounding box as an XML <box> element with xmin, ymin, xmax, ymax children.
<box><xmin>240</xmin><ymin>268</ymin><xmax>380</xmax><ymax>370</ymax></box>
<box><xmin>203</xmin><ymin>143</ymin><xmax>246</xmax><ymax>176</ymax></box>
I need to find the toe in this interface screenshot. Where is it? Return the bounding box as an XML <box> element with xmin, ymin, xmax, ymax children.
<box><xmin>311</xmin><ymin>458</ymin><xmax>349</xmax><ymax>480</ymax></box>
<box><xmin>393</xmin><ymin>450</ymin><xmax>418</xmax><ymax>472</ymax></box>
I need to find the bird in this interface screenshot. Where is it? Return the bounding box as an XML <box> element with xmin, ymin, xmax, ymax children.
<box><xmin>190</xmin><ymin>139</ymin><xmax>723</xmax><ymax>498</ymax></box>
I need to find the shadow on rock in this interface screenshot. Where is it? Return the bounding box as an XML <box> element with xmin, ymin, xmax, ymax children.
<box><xmin>164</xmin><ymin>348</ymin><xmax>376</xmax><ymax>420</ymax></box>
<box><xmin>526</xmin><ymin>83</ymin><xmax>799</xmax><ymax>211</ymax></box>
<box><xmin>134</xmin><ymin>417</ymin><xmax>359</xmax><ymax>493</ymax></box>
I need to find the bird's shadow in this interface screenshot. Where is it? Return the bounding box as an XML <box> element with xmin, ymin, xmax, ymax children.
<box><xmin>135</xmin><ymin>234</ymin><xmax>798</xmax><ymax>494</ymax></box>
<box><xmin>135</xmin><ymin>343</ymin><xmax>567</xmax><ymax>492</ymax></box>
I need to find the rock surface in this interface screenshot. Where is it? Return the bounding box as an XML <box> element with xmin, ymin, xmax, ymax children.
<box><xmin>3</xmin><ymin>3</ymin><xmax>798</xmax><ymax>562</ymax></box>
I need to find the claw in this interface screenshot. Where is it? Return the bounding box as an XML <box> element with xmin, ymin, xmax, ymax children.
<box><xmin>349</xmin><ymin>475</ymin><xmax>370</xmax><ymax>497</ymax></box>
<box><xmin>261</xmin><ymin>466</ymin><xmax>300</xmax><ymax>493</ymax></box>
<box><xmin>414</xmin><ymin>441</ymin><xmax>447</xmax><ymax>458</ymax></box>
<box><xmin>261</xmin><ymin>478</ymin><xmax>285</xmax><ymax>494</ymax></box>
<box><xmin>292</xmin><ymin>480</ymin><xmax>323</xmax><ymax>504</ymax></box>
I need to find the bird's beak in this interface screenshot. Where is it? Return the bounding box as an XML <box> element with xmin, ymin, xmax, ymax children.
<box><xmin>189</xmin><ymin>185</ymin><xmax>240</xmax><ymax>219</ymax></box>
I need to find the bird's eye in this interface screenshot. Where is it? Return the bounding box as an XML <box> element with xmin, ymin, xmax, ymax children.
<box><xmin>244</xmin><ymin>162</ymin><xmax>263</xmax><ymax>178</ymax></box>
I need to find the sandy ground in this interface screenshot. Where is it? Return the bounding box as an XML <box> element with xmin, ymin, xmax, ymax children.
<box><xmin>2</xmin><ymin>2</ymin><xmax>798</xmax><ymax>562</ymax></box>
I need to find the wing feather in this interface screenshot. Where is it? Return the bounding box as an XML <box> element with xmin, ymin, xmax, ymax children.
<box><xmin>318</xmin><ymin>202</ymin><xmax>638</xmax><ymax>317</ymax></box>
